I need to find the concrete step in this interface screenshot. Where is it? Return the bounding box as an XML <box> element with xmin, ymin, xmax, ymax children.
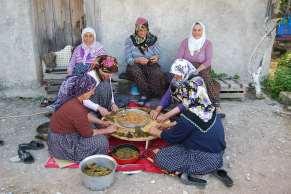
<box><xmin>279</xmin><ymin>91</ymin><xmax>291</xmax><ymax>105</ymax></box>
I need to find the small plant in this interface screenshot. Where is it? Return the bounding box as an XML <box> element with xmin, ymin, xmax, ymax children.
<box><xmin>279</xmin><ymin>0</ymin><xmax>291</xmax><ymax>16</ymax></box>
<box><xmin>211</xmin><ymin>70</ymin><xmax>240</xmax><ymax>80</ymax></box>
<box><xmin>263</xmin><ymin>52</ymin><xmax>291</xmax><ymax>99</ymax></box>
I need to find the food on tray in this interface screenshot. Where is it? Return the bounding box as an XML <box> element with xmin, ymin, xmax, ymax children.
<box><xmin>114</xmin><ymin>126</ymin><xmax>150</xmax><ymax>138</ymax></box>
<box><xmin>112</xmin><ymin>147</ymin><xmax>139</xmax><ymax>160</ymax></box>
<box><xmin>115</xmin><ymin>110</ymin><xmax>149</xmax><ymax>127</ymax></box>
<box><xmin>142</xmin><ymin>120</ymin><xmax>176</xmax><ymax>132</ymax></box>
<box><xmin>103</xmin><ymin>108</ymin><xmax>176</xmax><ymax>141</ymax></box>
<box><xmin>83</xmin><ymin>163</ymin><xmax>112</xmax><ymax>176</ymax></box>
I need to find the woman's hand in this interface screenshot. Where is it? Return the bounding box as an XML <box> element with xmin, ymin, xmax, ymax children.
<box><xmin>135</xmin><ymin>57</ymin><xmax>149</xmax><ymax>65</ymax></box>
<box><xmin>105</xmin><ymin>125</ymin><xmax>117</xmax><ymax>134</ymax></box>
<box><xmin>111</xmin><ymin>103</ymin><xmax>119</xmax><ymax>112</ymax></box>
<box><xmin>147</xmin><ymin>126</ymin><xmax>162</xmax><ymax>137</ymax></box>
<box><xmin>150</xmin><ymin>110</ymin><xmax>160</xmax><ymax>120</ymax></box>
<box><xmin>156</xmin><ymin>113</ymin><xmax>168</xmax><ymax>123</ymax></box>
<box><xmin>150</xmin><ymin>106</ymin><xmax>163</xmax><ymax>120</ymax></box>
<box><xmin>98</xmin><ymin>106</ymin><xmax>111</xmax><ymax>116</ymax></box>
<box><xmin>100</xmin><ymin>120</ymin><xmax>112</xmax><ymax>127</ymax></box>
<box><xmin>149</xmin><ymin>55</ymin><xmax>159</xmax><ymax>63</ymax></box>
<box><xmin>93</xmin><ymin>124</ymin><xmax>117</xmax><ymax>136</ymax></box>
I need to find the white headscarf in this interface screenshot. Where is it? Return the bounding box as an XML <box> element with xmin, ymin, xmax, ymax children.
<box><xmin>170</xmin><ymin>59</ymin><xmax>215</xmax><ymax>125</ymax></box>
<box><xmin>170</xmin><ymin>59</ymin><xmax>196</xmax><ymax>81</ymax></box>
<box><xmin>188</xmin><ymin>22</ymin><xmax>206</xmax><ymax>56</ymax></box>
<box><xmin>81</xmin><ymin>27</ymin><xmax>103</xmax><ymax>63</ymax></box>
<box><xmin>81</xmin><ymin>27</ymin><xmax>96</xmax><ymax>45</ymax></box>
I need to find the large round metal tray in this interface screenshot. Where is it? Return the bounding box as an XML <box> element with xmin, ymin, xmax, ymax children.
<box><xmin>114</xmin><ymin>109</ymin><xmax>150</xmax><ymax>128</ymax></box>
<box><xmin>104</xmin><ymin>108</ymin><xmax>176</xmax><ymax>142</ymax></box>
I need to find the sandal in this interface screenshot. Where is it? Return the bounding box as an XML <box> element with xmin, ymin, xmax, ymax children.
<box><xmin>34</xmin><ymin>134</ymin><xmax>48</xmax><ymax>141</ymax></box>
<box><xmin>211</xmin><ymin>169</ymin><xmax>233</xmax><ymax>187</ymax></box>
<box><xmin>36</xmin><ymin>122</ymin><xmax>50</xmax><ymax>134</ymax></box>
<box><xmin>179</xmin><ymin>173</ymin><xmax>207</xmax><ymax>187</ymax></box>
<box><xmin>18</xmin><ymin>148</ymin><xmax>34</xmax><ymax>164</ymax></box>
<box><xmin>40</xmin><ymin>98</ymin><xmax>54</xmax><ymax>107</ymax></box>
<box><xmin>18</xmin><ymin>140</ymin><xmax>45</xmax><ymax>151</ymax></box>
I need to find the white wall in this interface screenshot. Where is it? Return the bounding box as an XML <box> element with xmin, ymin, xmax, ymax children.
<box><xmin>0</xmin><ymin>0</ymin><xmax>42</xmax><ymax>97</ymax></box>
<box><xmin>85</xmin><ymin>0</ymin><xmax>274</xmax><ymax>83</ymax></box>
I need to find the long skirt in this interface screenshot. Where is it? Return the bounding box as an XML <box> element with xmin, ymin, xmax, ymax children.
<box><xmin>195</xmin><ymin>66</ymin><xmax>221</xmax><ymax>107</ymax></box>
<box><xmin>155</xmin><ymin>145</ymin><xmax>223</xmax><ymax>175</ymax></box>
<box><xmin>126</xmin><ymin>63</ymin><xmax>168</xmax><ymax>98</ymax></box>
<box><xmin>48</xmin><ymin>131</ymin><xmax>109</xmax><ymax>162</ymax></box>
<box><xmin>90</xmin><ymin>80</ymin><xmax>113</xmax><ymax>111</ymax></box>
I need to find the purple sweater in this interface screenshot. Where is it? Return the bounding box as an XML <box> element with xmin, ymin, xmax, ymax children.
<box><xmin>67</xmin><ymin>43</ymin><xmax>106</xmax><ymax>74</ymax></box>
<box><xmin>159</xmin><ymin>88</ymin><xmax>186</xmax><ymax>112</ymax></box>
<box><xmin>176</xmin><ymin>38</ymin><xmax>213</xmax><ymax>68</ymax></box>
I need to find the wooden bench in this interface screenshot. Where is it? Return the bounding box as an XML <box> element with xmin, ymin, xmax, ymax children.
<box><xmin>218</xmin><ymin>79</ymin><xmax>246</xmax><ymax>100</ymax></box>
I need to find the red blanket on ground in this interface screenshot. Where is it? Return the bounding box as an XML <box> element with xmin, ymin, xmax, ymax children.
<box><xmin>45</xmin><ymin>137</ymin><xmax>168</xmax><ymax>174</ymax></box>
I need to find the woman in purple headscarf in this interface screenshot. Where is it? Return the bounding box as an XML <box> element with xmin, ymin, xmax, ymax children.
<box><xmin>71</xmin><ymin>55</ymin><xmax>119</xmax><ymax>118</ymax></box>
<box><xmin>67</xmin><ymin>27</ymin><xmax>106</xmax><ymax>75</ymax></box>
<box><xmin>48</xmin><ymin>74</ymin><xmax>117</xmax><ymax>162</ymax></box>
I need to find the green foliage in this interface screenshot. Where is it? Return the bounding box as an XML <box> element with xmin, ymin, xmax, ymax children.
<box><xmin>210</xmin><ymin>70</ymin><xmax>240</xmax><ymax>80</ymax></box>
<box><xmin>263</xmin><ymin>52</ymin><xmax>291</xmax><ymax>99</ymax></box>
<box><xmin>278</xmin><ymin>52</ymin><xmax>291</xmax><ymax>67</ymax></box>
<box><xmin>279</xmin><ymin>0</ymin><xmax>291</xmax><ymax>16</ymax></box>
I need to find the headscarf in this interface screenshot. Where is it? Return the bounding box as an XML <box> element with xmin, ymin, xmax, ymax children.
<box><xmin>130</xmin><ymin>17</ymin><xmax>157</xmax><ymax>54</ymax></box>
<box><xmin>72</xmin><ymin>63</ymin><xmax>92</xmax><ymax>76</ymax></box>
<box><xmin>170</xmin><ymin>59</ymin><xmax>215</xmax><ymax>131</ymax></box>
<box><xmin>53</xmin><ymin>74</ymin><xmax>96</xmax><ymax>111</ymax></box>
<box><xmin>188</xmin><ymin>22</ymin><xmax>206</xmax><ymax>56</ymax></box>
<box><xmin>81</xmin><ymin>27</ymin><xmax>104</xmax><ymax>64</ymax></box>
<box><xmin>94</xmin><ymin>55</ymin><xmax>118</xmax><ymax>74</ymax></box>
<box><xmin>170</xmin><ymin>59</ymin><xmax>197</xmax><ymax>81</ymax></box>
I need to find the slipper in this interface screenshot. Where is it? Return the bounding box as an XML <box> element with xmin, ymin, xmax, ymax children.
<box><xmin>44</xmin><ymin>112</ymin><xmax>52</xmax><ymax>118</ymax></box>
<box><xmin>40</xmin><ymin>98</ymin><xmax>54</xmax><ymax>107</ymax></box>
<box><xmin>18</xmin><ymin>140</ymin><xmax>45</xmax><ymax>151</ymax></box>
<box><xmin>34</xmin><ymin>134</ymin><xmax>48</xmax><ymax>141</ymax></box>
<box><xmin>179</xmin><ymin>173</ymin><xmax>207</xmax><ymax>187</ymax></box>
<box><xmin>18</xmin><ymin>149</ymin><xmax>34</xmax><ymax>164</ymax></box>
<box><xmin>36</xmin><ymin>122</ymin><xmax>50</xmax><ymax>134</ymax></box>
<box><xmin>9</xmin><ymin>155</ymin><xmax>21</xmax><ymax>163</ymax></box>
<box><xmin>211</xmin><ymin>169</ymin><xmax>233</xmax><ymax>187</ymax></box>
<box><xmin>0</xmin><ymin>140</ymin><xmax>4</xmax><ymax>146</ymax></box>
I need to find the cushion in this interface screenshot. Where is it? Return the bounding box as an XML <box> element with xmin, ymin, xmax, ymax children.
<box><xmin>54</xmin><ymin>45</ymin><xmax>73</xmax><ymax>67</ymax></box>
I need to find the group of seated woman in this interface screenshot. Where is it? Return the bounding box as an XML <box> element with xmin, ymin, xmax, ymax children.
<box><xmin>48</xmin><ymin>17</ymin><xmax>230</xmax><ymax>186</ymax></box>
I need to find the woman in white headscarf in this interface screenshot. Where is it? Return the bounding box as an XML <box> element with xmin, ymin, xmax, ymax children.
<box><xmin>148</xmin><ymin>59</ymin><xmax>232</xmax><ymax>187</ymax></box>
<box><xmin>176</xmin><ymin>22</ymin><xmax>222</xmax><ymax>115</ymax></box>
<box><xmin>67</xmin><ymin>27</ymin><xmax>106</xmax><ymax>75</ymax></box>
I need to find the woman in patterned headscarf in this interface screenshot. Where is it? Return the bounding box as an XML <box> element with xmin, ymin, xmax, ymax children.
<box><xmin>148</xmin><ymin>59</ymin><xmax>229</xmax><ymax>186</ymax></box>
<box><xmin>48</xmin><ymin>74</ymin><xmax>117</xmax><ymax>162</ymax></box>
<box><xmin>70</xmin><ymin>55</ymin><xmax>119</xmax><ymax>117</ymax></box>
<box><xmin>124</xmin><ymin>17</ymin><xmax>168</xmax><ymax>105</ymax></box>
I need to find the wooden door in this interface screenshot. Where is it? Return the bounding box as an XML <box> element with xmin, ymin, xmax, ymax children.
<box><xmin>33</xmin><ymin>0</ymin><xmax>85</xmax><ymax>56</ymax></box>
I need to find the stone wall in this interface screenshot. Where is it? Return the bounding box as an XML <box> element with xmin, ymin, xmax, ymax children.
<box><xmin>84</xmin><ymin>0</ymin><xmax>274</xmax><ymax>82</ymax></box>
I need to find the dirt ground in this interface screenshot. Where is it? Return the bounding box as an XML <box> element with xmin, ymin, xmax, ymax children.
<box><xmin>0</xmin><ymin>96</ymin><xmax>291</xmax><ymax>194</ymax></box>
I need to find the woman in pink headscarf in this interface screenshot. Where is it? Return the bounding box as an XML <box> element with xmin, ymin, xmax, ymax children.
<box><xmin>124</xmin><ymin>17</ymin><xmax>168</xmax><ymax>105</ymax></box>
